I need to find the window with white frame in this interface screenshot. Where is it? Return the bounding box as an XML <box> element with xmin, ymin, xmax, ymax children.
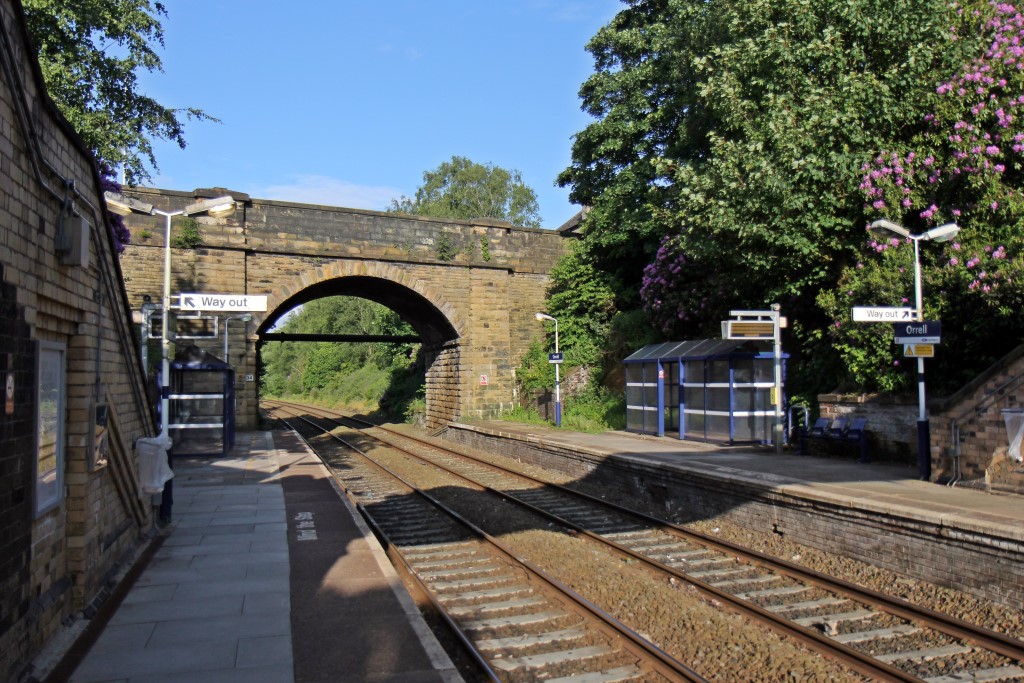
<box><xmin>36</xmin><ymin>342</ymin><xmax>65</xmax><ymax>516</ymax></box>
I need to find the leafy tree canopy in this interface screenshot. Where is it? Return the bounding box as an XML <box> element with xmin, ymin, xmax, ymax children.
<box><xmin>260</xmin><ymin>297</ymin><xmax>421</xmax><ymax>415</ymax></box>
<box><xmin>390</xmin><ymin>155</ymin><xmax>542</xmax><ymax>227</ymax></box>
<box><xmin>561</xmin><ymin>0</ymin><xmax>978</xmax><ymax>328</ymax></box>
<box><xmin>23</xmin><ymin>0</ymin><xmax>215</xmax><ymax>184</ymax></box>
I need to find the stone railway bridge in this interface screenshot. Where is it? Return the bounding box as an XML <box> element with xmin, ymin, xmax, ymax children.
<box><xmin>118</xmin><ymin>187</ymin><xmax>571</xmax><ymax>431</ymax></box>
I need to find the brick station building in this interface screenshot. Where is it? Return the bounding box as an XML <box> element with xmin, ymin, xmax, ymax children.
<box><xmin>0</xmin><ymin>1</ymin><xmax>158</xmax><ymax>679</ymax></box>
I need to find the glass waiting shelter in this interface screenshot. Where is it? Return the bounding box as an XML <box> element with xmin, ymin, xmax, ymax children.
<box><xmin>624</xmin><ymin>339</ymin><xmax>786</xmax><ymax>444</ymax></box>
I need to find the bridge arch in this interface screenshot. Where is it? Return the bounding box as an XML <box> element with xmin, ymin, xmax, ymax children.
<box><xmin>259</xmin><ymin>263</ymin><xmax>468</xmax><ymax>426</ymax></box>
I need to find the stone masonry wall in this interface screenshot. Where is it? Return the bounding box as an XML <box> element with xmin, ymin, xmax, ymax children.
<box><xmin>0</xmin><ymin>2</ymin><xmax>156</xmax><ymax>679</ymax></box>
<box><xmin>930</xmin><ymin>345</ymin><xmax>1024</xmax><ymax>490</ymax></box>
<box><xmin>817</xmin><ymin>393</ymin><xmax>918</xmax><ymax>462</ymax></box>
<box><xmin>819</xmin><ymin>347</ymin><xmax>1024</xmax><ymax>489</ymax></box>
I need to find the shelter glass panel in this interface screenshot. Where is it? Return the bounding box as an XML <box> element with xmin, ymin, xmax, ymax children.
<box><xmin>754</xmin><ymin>359</ymin><xmax>775</xmax><ymax>383</ymax></box>
<box><xmin>626</xmin><ymin>364</ymin><xmax>643</xmax><ymax>384</ymax></box>
<box><xmin>733</xmin><ymin>358</ymin><xmax>756</xmax><ymax>384</ymax></box>
<box><xmin>684</xmin><ymin>410</ymin><xmax>705</xmax><ymax>439</ymax></box>
<box><xmin>707</xmin><ymin>387</ymin><xmax>731</xmax><ymax>413</ymax></box>
<box><xmin>708</xmin><ymin>360</ymin><xmax>730</xmax><ymax>384</ymax></box>
<box><xmin>664</xmin><ymin>361</ymin><xmax>680</xmax><ymax>435</ymax></box>
<box><xmin>684</xmin><ymin>385</ymin><xmax>704</xmax><ymax>410</ymax></box>
<box><xmin>705</xmin><ymin>413</ymin><xmax>731</xmax><ymax>441</ymax></box>
<box><xmin>733</xmin><ymin>387</ymin><xmax>757</xmax><ymax>412</ymax></box>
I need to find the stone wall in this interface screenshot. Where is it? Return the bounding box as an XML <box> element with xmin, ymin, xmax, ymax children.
<box><xmin>818</xmin><ymin>347</ymin><xmax>1024</xmax><ymax>490</ymax></box>
<box><xmin>817</xmin><ymin>393</ymin><xmax>918</xmax><ymax>462</ymax></box>
<box><xmin>930</xmin><ymin>345</ymin><xmax>1024</xmax><ymax>491</ymax></box>
<box><xmin>0</xmin><ymin>2</ymin><xmax>156</xmax><ymax>679</ymax></box>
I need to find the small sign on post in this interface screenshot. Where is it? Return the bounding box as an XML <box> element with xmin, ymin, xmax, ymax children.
<box><xmin>177</xmin><ymin>293</ymin><xmax>268</xmax><ymax>312</ymax></box>
<box><xmin>893</xmin><ymin>321</ymin><xmax>942</xmax><ymax>344</ymax></box>
<box><xmin>548</xmin><ymin>352</ymin><xmax>563</xmax><ymax>364</ymax></box>
<box><xmin>852</xmin><ymin>307</ymin><xmax>915</xmax><ymax>322</ymax></box>
<box><xmin>904</xmin><ymin>344</ymin><xmax>935</xmax><ymax>358</ymax></box>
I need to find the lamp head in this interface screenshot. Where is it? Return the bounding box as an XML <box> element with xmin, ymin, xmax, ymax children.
<box><xmin>184</xmin><ymin>196</ymin><xmax>235</xmax><ymax>217</ymax></box>
<box><xmin>535</xmin><ymin>312</ymin><xmax>555</xmax><ymax>322</ymax></box>
<box><xmin>104</xmin><ymin>191</ymin><xmax>154</xmax><ymax>216</ymax></box>
<box><xmin>923</xmin><ymin>223</ymin><xmax>960</xmax><ymax>242</ymax></box>
<box><xmin>867</xmin><ymin>219</ymin><xmax>911</xmax><ymax>241</ymax></box>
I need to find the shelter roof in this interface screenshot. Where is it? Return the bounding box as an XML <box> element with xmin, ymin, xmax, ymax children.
<box><xmin>624</xmin><ymin>339</ymin><xmax>775</xmax><ymax>362</ymax></box>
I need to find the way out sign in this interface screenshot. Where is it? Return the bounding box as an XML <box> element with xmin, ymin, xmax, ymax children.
<box><xmin>177</xmin><ymin>293</ymin><xmax>268</xmax><ymax>312</ymax></box>
<box><xmin>852</xmin><ymin>307</ymin><xmax>915</xmax><ymax>322</ymax></box>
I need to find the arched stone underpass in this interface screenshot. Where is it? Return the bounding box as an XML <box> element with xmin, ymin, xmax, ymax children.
<box><xmin>260</xmin><ymin>274</ymin><xmax>464</xmax><ymax>428</ymax></box>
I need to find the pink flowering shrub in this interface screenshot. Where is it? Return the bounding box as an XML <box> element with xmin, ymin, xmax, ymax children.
<box><xmin>98</xmin><ymin>162</ymin><xmax>130</xmax><ymax>254</ymax></box>
<box><xmin>861</xmin><ymin>1</ymin><xmax>1024</xmax><ymax>230</ymax></box>
<box><xmin>824</xmin><ymin>0</ymin><xmax>1024</xmax><ymax>392</ymax></box>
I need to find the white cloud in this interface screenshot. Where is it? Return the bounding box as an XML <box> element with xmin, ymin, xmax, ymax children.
<box><xmin>255</xmin><ymin>175</ymin><xmax>404</xmax><ymax>211</ymax></box>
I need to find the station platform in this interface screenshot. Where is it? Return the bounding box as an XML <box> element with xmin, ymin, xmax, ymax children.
<box><xmin>54</xmin><ymin>431</ymin><xmax>462</xmax><ymax>683</ymax></box>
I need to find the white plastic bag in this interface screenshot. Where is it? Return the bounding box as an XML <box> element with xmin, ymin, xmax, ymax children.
<box><xmin>136</xmin><ymin>435</ymin><xmax>174</xmax><ymax>495</ymax></box>
<box><xmin>1004</xmin><ymin>410</ymin><xmax>1024</xmax><ymax>463</ymax></box>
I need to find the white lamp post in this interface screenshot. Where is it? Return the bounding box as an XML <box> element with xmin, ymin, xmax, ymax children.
<box><xmin>106</xmin><ymin>192</ymin><xmax>235</xmax><ymax>439</ymax></box>
<box><xmin>534</xmin><ymin>312</ymin><xmax>561</xmax><ymax>427</ymax></box>
<box><xmin>867</xmin><ymin>219</ymin><xmax>960</xmax><ymax>480</ymax></box>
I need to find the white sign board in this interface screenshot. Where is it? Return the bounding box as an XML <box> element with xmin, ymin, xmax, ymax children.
<box><xmin>852</xmin><ymin>307</ymin><xmax>915</xmax><ymax>322</ymax></box>
<box><xmin>177</xmin><ymin>293</ymin><xmax>268</xmax><ymax>312</ymax></box>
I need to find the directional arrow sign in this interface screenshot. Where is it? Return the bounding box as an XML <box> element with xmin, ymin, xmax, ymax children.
<box><xmin>852</xmin><ymin>307</ymin><xmax>915</xmax><ymax>322</ymax></box>
<box><xmin>893</xmin><ymin>320</ymin><xmax>941</xmax><ymax>344</ymax></box>
<box><xmin>177</xmin><ymin>293</ymin><xmax>268</xmax><ymax>312</ymax></box>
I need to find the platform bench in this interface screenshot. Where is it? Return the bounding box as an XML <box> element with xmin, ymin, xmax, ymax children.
<box><xmin>800</xmin><ymin>416</ymin><xmax>870</xmax><ymax>462</ymax></box>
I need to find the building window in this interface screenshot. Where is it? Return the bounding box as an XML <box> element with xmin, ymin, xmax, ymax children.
<box><xmin>36</xmin><ymin>342</ymin><xmax>65</xmax><ymax>516</ymax></box>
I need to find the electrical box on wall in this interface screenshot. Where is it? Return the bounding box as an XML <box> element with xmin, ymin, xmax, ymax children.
<box><xmin>57</xmin><ymin>214</ymin><xmax>90</xmax><ymax>268</ymax></box>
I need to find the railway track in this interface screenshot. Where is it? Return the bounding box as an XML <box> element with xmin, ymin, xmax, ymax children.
<box><xmin>265</xmin><ymin>399</ymin><xmax>1024</xmax><ymax>682</ymax></box>
<box><xmin>265</xmin><ymin>401</ymin><xmax>705</xmax><ymax>683</ymax></box>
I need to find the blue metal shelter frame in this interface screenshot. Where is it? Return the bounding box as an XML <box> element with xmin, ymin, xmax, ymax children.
<box><xmin>624</xmin><ymin>339</ymin><xmax>787</xmax><ymax>444</ymax></box>
<box><xmin>168</xmin><ymin>345</ymin><xmax>235</xmax><ymax>456</ymax></box>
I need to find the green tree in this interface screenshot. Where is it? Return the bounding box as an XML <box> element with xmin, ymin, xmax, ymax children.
<box><xmin>561</xmin><ymin>0</ymin><xmax>976</xmax><ymax>332</ymax></box>
<box><xmin>259</xmin><ymin>296</ymin><xmax>422</xmax><ymax>417</ymax></box>
<box><xmin>544</xmin><ymin>241</ymin><xmax>619</xmax><ymax>367</ymax></box>
<box><xmin>390</xmin><ymin>155</ymin><xmax>542</xmax><ymax>227</ymax></box>
<box><xmin>23</xmin><ymin>0</ymin><xmax>215</xmax><ymax>184</ymax></box>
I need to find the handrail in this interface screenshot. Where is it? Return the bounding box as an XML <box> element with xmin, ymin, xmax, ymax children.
<box><xmin>946</xmin><ymin>370</ymin><xmax>1024</xmax><ymax>426</ymax></box>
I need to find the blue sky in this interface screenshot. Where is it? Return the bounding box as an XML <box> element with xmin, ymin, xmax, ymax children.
<box><xmin>137</xmin><ymin>1</ymin><xmax>623</xmax><ymax>229</ymax></box>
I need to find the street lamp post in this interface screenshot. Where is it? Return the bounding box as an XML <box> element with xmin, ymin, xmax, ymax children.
<box><xmin>534</xmin><ymin>312</ymin><xmax>561</xmax><ymax>427</ymax></box>
<box><xmin>867</xmin><ymin>219</ymin><xmax>960</xmax><ymax>480</ymax></box>
<box><xmin>106</xmin><ymin>192</ymin><xmax>235</xmax><ymax>439</ymax></box>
